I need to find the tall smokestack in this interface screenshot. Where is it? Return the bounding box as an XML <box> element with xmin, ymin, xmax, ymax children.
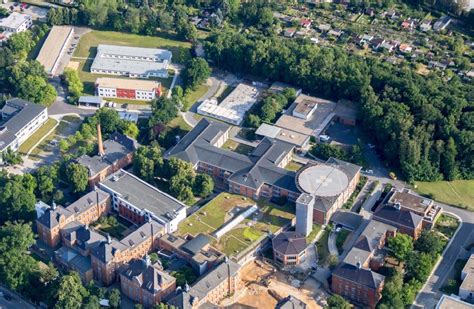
<box><xmin>97</xmin><ymin>122</ymin><xmax>105</xmax><ymax>157</ymax></box>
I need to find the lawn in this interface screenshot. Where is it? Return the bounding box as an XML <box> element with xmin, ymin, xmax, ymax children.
<box><xmin>306</xmin><ymin>224</ymin><xmax>323</xmax><ymax>243</ymax></box>
<box><xmin>177</xmin><ymin>193</ymin><xmax>295</xmax><ymax>256</ymax></box>
<box><xmin>415</xmin><ymin>180</ymin><xmax>474</xmax><ymax>210</ymax></box>
<box><xmin>168</xmin><ymin>116</ymin><xmax>192</xmax><ymax>132</ymax></box>
<box><xmin>317</xmin><ymin>228</ymin><xmax>331</xmax><ymax>265</ymax></box>
<box><xmin>183</xmin><ymin>84</ymin><xmax>210</xmax><ymax>111</ymax></box>
<box><xmin>18</xmin><ymin>118</ymin><xmax>58</xmax><ymax>155</ymax></box>
<box><xmin>435</xmin><ymin>213</ymin><xmax>460</xmax><ymax>239</ymax></box>
<box><xmin>73</xmin><ymin>30</ymin><xmax>192</xmax><ymax>64</ymax></box>
<box><xmin>222</xmin><ymin>139</ymin><xmax>255</xmax><ymax>155</ymax></box>
<box><xmin>336</xmin><ymin>229</ymin><xmax>350</xmax><ymax>254</ymax></box>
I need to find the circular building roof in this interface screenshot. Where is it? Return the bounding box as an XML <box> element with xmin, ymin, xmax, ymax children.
<box><xmin>296</xmin><ymin>164</ymin><xmax>349</xmax><ymax>197</ymax></box>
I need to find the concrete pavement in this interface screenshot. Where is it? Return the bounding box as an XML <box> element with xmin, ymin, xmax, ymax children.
<box><xmin>328</xmin><ymin>232</ymin><xmax>338</xmax><ymax>257</ymax></box>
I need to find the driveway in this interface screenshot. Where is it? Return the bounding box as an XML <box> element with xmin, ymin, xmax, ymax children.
<box><xmin>328</xmin><ymin>231</ymin><xmax>338</xmax><ymax>257</ymax></box>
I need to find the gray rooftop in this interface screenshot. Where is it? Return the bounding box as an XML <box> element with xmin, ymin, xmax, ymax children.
<box><xmin>0</xmin><ymin>12</ymin><xmax>31</xmax><ymax>30</ymax></box>
<box><xmin>165</xmin><ymin>118</ymin><xmax>299</xmax><ymax>192</ymax></box>
<box><xmin>120</xmin><ymin>259</ymin><xmax>175</xmax><ymax>294</ymax></box>
<box><xmin>190</xmin><ymin>259</ymin><xmax>240</xmax><ymax>300</ymax></box>
<box><xmin>37</xmin><ymin>189</ymin><xmax>109</xmax><ymax>229</ymax></box>
<box><xmin>91</xmin><ymin>221</ymin><xmax>164</xmax><ymax>263</ymax></box>
<box><xmin>76</xmin><ymin>132</ymin><xmax>138</xmax><ymax>176</ymax></box>
<box><xmin>181</xmin><ymin>234</ymin><xmax>210</xmax><ymax>256</ymax></box>
<box><xmin>91</xmin><ymin>44</ymin><xmax>172</xmax><ymax>76</ymax></box>
<box><xmin>55</xmin><ymin>246</ymin><xmax>92</xmax><ymax>274</ymax></box>
<box><xmin>0</xmin><ymin>98</ymin><xmax>46</xmax><ymax>151</ymax></box>
<box><xmin>276</xmin><ymin>295</ymin><xmax>308</xmax><ymax>309</ymax></box>
<box><xmin>100</xmin><ymin>170</ymin><xmax>186</xmax><ymax>224</ymax></box>
<box><xmin>374</xmin><ymin>205</ymin><xmax>423</xmax><ymax>229</ymax></box>
<box><xmin>272</xmin><ymin>232</ymin><xmax>307</xmax><ymax>256</ymax></box>
<box><xmin>333</xmin><ymin>263</ymin><xmax>385</xmax><ymax>290</ymax></box>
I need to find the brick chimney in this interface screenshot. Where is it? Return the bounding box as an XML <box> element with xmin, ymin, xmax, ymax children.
<box><xmin>97</xmin><ymin>122</ymin><xmax>105</xmax><ymax>157</ymax></box>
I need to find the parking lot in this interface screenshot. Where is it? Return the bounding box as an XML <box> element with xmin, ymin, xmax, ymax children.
<box><xmin>1</xmin><ymin>1</ymin><xmax>49</xmax><ymax>21</ymax></box>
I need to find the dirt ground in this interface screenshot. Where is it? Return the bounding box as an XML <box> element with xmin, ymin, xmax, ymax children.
<box><xmin>67</xmin><ymin>61</ymin><xmax>80</xmax><ymax>70</ymax></box>
<box><xmin>232</xmin><ymin>260</ymin><xmax>324</xmax><ymax>309</ymax></box>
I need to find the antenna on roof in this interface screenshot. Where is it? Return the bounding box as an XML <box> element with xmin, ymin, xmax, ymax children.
<box><xmin>106</xmin><ymin>233</ymin><xmax>111</xmax><ymax>244</ymax></box>
<box><xmin>51</xmin><ymin>200</ymin><xmax>57</xmax><ymax>210</ymax></box>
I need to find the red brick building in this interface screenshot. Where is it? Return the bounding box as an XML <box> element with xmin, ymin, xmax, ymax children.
<box><xmin>332</xmin><ymin>263</ymin><xmax>385</xmax><ymax>308</ymax></box>
<box><xmin>36</xmin><ymin>189</ymin><xmax>111</xmax><ymax>248</ymax></box>
<box><xmin>119</xmin><ymin>258</ymin><xmax>176</xmax><ymax>307</ymax></box>
<box><xmin>76</xmin><ymin>131</ymin><xmax>138</xmax><ymax>189</ymax></box>
<box><xmin>373</xmin><ymin>205</ymin><xmax>424</xmax><ymax>239</ymax></box>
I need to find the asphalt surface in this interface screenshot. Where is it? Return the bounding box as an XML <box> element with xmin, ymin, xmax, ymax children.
<box><xmin>0</xmin><ymin>286</ymin><xmax>35</xmax><ymax>309</ymax></box>
<box><xmin>413</xmin><ymin>203</ymin><xmax>474</xmax><ymax>308</ymax></box>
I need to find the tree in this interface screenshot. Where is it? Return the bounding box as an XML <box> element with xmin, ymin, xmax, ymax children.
<box><xmin>124</xmin><ymin>122</ymin><xmax>139</xmax><ymax>139</ymax></box>
<box><xmin>0</xmin><ymin>174</ymin><xmax>37</xmax><ymax>224</ymax></box>
<box><xmin>378</xmin><ymin>270</ymin><xmax>404</xmax><ymax>308</ymax></box>
<box><xmin>17</xmin><ymin>75</ymin><xmax>57</xmax><ymax>106</ymax></box>
<box><xmin>108</xmin><ymin>288</ymin><xmax>121</xmax><ymax>308</ymax></box>
<box><xmin>83</xmin><ymin>295</ymin><xmax>100</xmax><ymax>309</ymax></box>
<box><xmin>182</xmin><ymin>58</ymin><xmax>212</xmax><ymax>90</ymax></box>
<box><xmin>414</xmin><ymin>230</ymin><xmax>445</xmax><ymax>257</ymax></box>
<box><xmin>387</xmin><ymin>233</ymin><xmax>413</xmax><ymax>263</ymax></box>
<box><xmin>133</xmin><ymin>145</ymin><xmax>163</xmax><ymax>183</ymax></box>
<box><xmin>405</xmin><ymin>252</ymin><xmax>433</xmax><ymax>282</ymax></box>
<box><xmin>55</xmin><ymin>272</ymin><xmax>88</xmax><ymax>309</ymax></box>
<box><xmin>65</xmin><ymin>163</ymin><xmax>89</xmax><ymax>194</ymax></box>
<box><xmin>441</xmin><ymin>137</ymin><xmax>458</xmax><ymax>181</ymax></box>
<box><xmin>63</xmin><ymin>68</ymin><xmax>83</xmax><ymax>102</ymax></box>
<box><xmin>0</xmin><ymin>222</ymin><xmax>38</xmax><ymax>291</ymax></box>
<box><xmin>193</xmin><ymin>174</ymin><xmax>214</xmax><ymax>197</ymax></box>
<box><xmin>149</xmin><ymin>97</ymin><xmax>178</xmax><ymax>135</ymax></box>
<box><xmin>325</xmin><ymin>294</ymin><xmax>351</xmax><ymax>309</ymax></box>
<box><xmin>2</xmin><ymin>148</ymin><xmax>23</xmax><ymax>166</ymax></box>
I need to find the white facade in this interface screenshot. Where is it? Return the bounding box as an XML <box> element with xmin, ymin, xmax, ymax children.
<box><xmin>14</xmin><ymin>109</ymin><xmax>48</xmax><ymax>148</ymax></box>
<box><xmin>0</xmin><ymin>12</ymin><xmax>32</xmax><ymax>34</ymax></box>
<box><xmin>97</xmin><ymin>86</ymin><xmax>157</xmax><ymax>101</ymax></box>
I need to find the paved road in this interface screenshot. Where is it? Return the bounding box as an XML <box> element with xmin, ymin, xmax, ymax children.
<box><xmin>49</xmin><ymin>78</ymin><xmax>94</xmax><ymax>117</ymax></box>
<box><xmin>0</xmin><ymin>286</ymin><xmax>35</xmax><ymax>309</ymax></box>
<box><xmin>328</xmin><ymin>231</ymin><xmax>339</xmax><ymax>257</ymax></box>
<box><xmin>413</xmin><ymin>203</ymin><xmax>474</xmax><ymax>308</ymax></box>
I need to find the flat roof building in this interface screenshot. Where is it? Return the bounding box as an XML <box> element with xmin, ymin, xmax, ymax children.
<box><xmin>78</xmin><ymin>96</ymin><xmax>105</xmax><ymax>108</ymax></box>
<box><xmin>460</xmin><ymin>254</ymin><xmax>474</xmax><ymax>302</ymax></box>
<box><xmin>99</xmin><ymin>169</ymin><xmax>187</xmax><ymax>233</ymax></box>
<box><xmin>91</xmin><ymin>44</ymin><xmax>172</xmax><ymax>78</ymax></box>
<box><xmin>95</xmin><ymin>77</ymin><xmax>162</xmax><ymax>101</ymax></box>
<box><xmin>436</xmin><ymin>295</ymin><xmax>474</xmax><ymax>309</ymax></box>
<box><xmin>197</xmin><ymin>83</ymin><xmax>264</xmax><ymax>125</ymax></box>
<box><xmin>292</xmin><ymin>95</ymin><xmax>319</xmax><ymax>120</ymax></box>
<box><xmin>0</xmin><ymin>98</ymin><xmax>48</xmax><ymax>161</ymax></box>
<box><xmin>0</xmin><ymin>12</ymin><xmax>32</xmax><ymax>34</ymax></box>
<box><xmin>36</xmin><ymin>26</ymin><xmax>74</xmax><ymax>76</ymax></box>
<box><xmin>255</xmin><ymin>123</ymin><xmax>311</xmax><ymax>149</ymax></box>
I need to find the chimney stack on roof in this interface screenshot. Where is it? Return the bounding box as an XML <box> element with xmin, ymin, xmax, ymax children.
<box><xmin>97</xmin><ymin>122</ymin><xmax>105</xmax><ymax>157</ymax></box>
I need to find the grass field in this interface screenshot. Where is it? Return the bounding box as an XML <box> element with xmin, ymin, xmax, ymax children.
<box><xmin>74</xmin><ymin>30</ymin><xmax>192</xmax><ymax>64</ymax></box>
<box><xmin>317</xmin><ymin>228</ymin><xmax>331</xmax><ymax>265</ymax></box>
<box><xmin>415</xmin><ymin>180</ymin><xmax>474</xmax><ymax>210</ymax></box>
<box><xmin>18</xmin><ymin>118</ymin><xmax>58</xmax><ymax>155</ymax></box>
<box><xmin>168</xmin><ymin>116</ymin><xmax>192</xmax><ymax>132</ymax></box>
<box><xmin>177</xmin><ymin>193</ymin><xmax>295</xmax><ymax>256</ymax></box>
<box><xmin>183</xmin><ymin>84</ymin><xmax>210</xmax><ymax>111</ymax></box>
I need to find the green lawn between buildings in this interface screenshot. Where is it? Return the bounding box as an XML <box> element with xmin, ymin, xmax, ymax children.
<box><xmin>177</xmin><ymin>193</ymin><xmax>295</xmax><ymax>256</ymax></box>
<box><xmin>415</xmin><ymin>180</ymin><xmax>474</xmax><ymax>211</ymax></box>
<box><xmin>18</xmin><ymin>118</ymin><xmax>58</xmax><ymax>155</ymax></box>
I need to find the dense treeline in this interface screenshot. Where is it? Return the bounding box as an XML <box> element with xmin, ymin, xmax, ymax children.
<box><xmin>0</xmin><ymin>24</ymin><xmax>57</xmax><ymax>105</ymax></box>
<box><xmin>204</xmin><ymin>30</ymin><xmax>473</xmax><ymax>182</ymax></box>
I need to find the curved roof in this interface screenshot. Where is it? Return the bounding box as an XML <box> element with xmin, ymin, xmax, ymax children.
<box><xmin>296</xmin><ymin>164</ymin><xmax>349</xmax><ymax>197</ymax></box>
